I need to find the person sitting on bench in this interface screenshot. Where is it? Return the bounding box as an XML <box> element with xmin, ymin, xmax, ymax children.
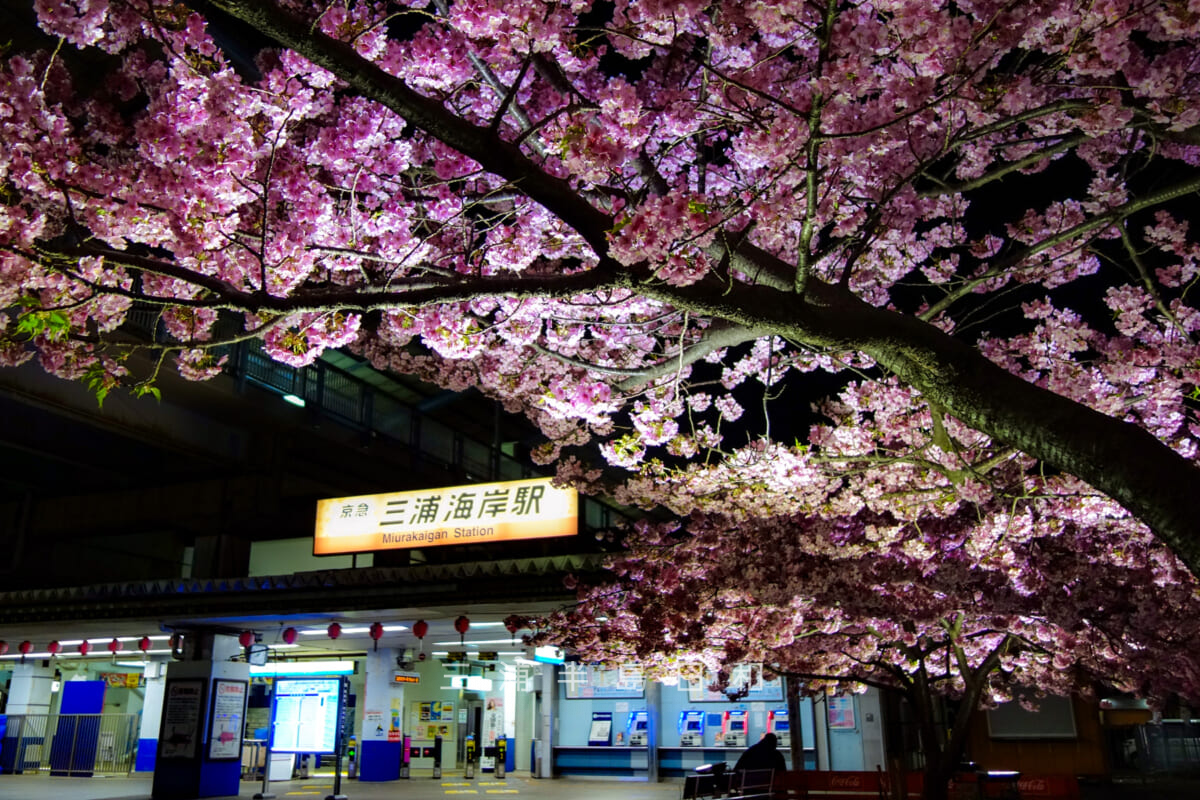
<box><xmin>734</xmin><ymin>732</ymin><xmax>786</xmax><ymax>774</ymax></box>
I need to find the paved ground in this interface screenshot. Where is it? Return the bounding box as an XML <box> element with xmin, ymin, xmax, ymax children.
<box><xmin>1</xmin><ymin>771</ymin><xmax>1197</xmax><ymax>799</ymax></box>
<box><xmin>0</xmin><ymin>771</ymin><xmax>681</xmax><ymax>800</ymax></box>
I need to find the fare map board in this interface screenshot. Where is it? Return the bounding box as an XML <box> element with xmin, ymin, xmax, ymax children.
<box><xmin>269</xmin><ymin>678</ymin><xmax>344</xmax><ymax>754</ymax></box>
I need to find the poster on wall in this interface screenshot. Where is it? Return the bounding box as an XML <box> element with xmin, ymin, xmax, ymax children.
<box><xmin>686</xmin><ymin>665</ymin><xmax>784</xmax><ymax>702</ymax></box>
<box><xmin>160</xmin><ymin>680</ymin><xmax>205</xmax><ymax>759</ymax></box>
<box><xmin>208</xmin><ymin>680</ymin><xmax>247</xmax><ymax>760</ymax></box>
<box><xmin>480</xmin><ymin>697</ymin><xmax>504</xmax><ymax>769</ymax></box>
<box><xmin>827</xmin><ymin>695</ymin><xmax>857</xmax><ymax>729</ymax></box>
<box><xmin>424</xmin><ymin>723</ymin><xmax>453</xmax><ymax>740</ymax></box>
<box><xmin>363</xmin><ymin>709</ymin><xmax>387</xmax><ymax>741</ymax></box>
<box><xmin>561</xmin><ymin>664</ymin><xmax>645</xmax><ymax>698</ymax></box>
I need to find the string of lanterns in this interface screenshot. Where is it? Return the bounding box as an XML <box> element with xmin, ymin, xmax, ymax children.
<box><xmin>0</xmin><ymin>635</ymin><xmax>166</xmax><ymax>663</ymax></box>
<box><xmin>0</xmin><ymin>615</ymin><xmax>532</xmax><ymax>663</ymax></box>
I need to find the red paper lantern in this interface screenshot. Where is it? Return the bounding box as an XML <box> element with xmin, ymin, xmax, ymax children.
<box><xmin>369</xmin><ymin>622</ymin><xmax>384</xmax><ymax>651</ymax></box>
<box><xmin>0</xmin><ymin>641</ymin><xmax>8</xmax><ymax>657</ymax></box>
<box><xmin>79</xmin><ymin>640</ymin><xmax>90</xmax><ymax>656</ymax></box>
<box><xmin>454</xmin><ymin>616</ymin><xmax>470</xmax><ymax>645</ymax></box>
<box><xmin>327</xmin><ymin>622</ymin><xmax>342</xmax><ymax>640</ymax></box>
<box><xmin>505</xmin><ymin>618</ymin><xmax>521</xmax><ymax>643</ymax></box>
<box><xmin>139</xmin><ymin>636</ymin><xmax>152</xmax><ymax>653</ymax></box>
<box><xmin>238</xmin><ymin>630</ymin><xmax>254</xmax><ymax>649</ymax></box>
<box><xmin>413</xmin><ymin>620</ymin><xmax>428</xmax><ymax>640</ymax></box>
<box><xmin>19</xmin><ymin>640</ymin><xmax>32</xmax><ymax>655</ymax></box>
<box><xmin>48</xmin><ymin>640</ymin><xmax>61</xmax><ymax>656</ymax></box>
<box><xmin>108</xmin><ymin>638</ymin><xmax>121</xmax><ymax>654</ymax></box>
<box><xmin>282</xmin><ymin>627</ymin><xmax>298</xmax><ymax>645</ymax></box>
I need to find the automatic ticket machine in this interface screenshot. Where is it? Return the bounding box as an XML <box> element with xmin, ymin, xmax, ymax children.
<box><xmin>721</xmin><ymin>710</ymin><xmax>748</xmax><ymax>747</ymax></box>
<box><xmin>626</xmin><ymin>710</ymin><xmax>649</xmax><ymax>746</ymax></box>
<box><xmin>679</xmin><ymin>710</ymin><xmax>705</xmax><ymax>747</ymax></box>
<box><xmin>767</xmin><ymin>709</ymin><xmax>790</xmax><ymax>748</ymax></box>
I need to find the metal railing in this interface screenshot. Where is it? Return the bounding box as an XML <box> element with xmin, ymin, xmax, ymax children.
<box><xmin>1137</xmin><ymin>720</ymin><xmax>1200</xmax><ymax>775</ymax></box>
<box><xmin>0</xmin><ymin>713</ymin><xmax>140</xmax><ymax>776</ymax></box>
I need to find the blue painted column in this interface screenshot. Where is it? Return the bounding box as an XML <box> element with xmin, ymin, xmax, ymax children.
<box><xmin>359</xmin><ymin>647</ymin><xmax>403</xmax><ymax>781</ymax></box>
<box><xmin>150</xmin><ymin>633</ymin><xmax>249</xmax><ymax>800</ymax></box>
<box><xmin>135</xmin><ymin>660</ymin><xmax>167</xmax><ymax>772</ymax></box>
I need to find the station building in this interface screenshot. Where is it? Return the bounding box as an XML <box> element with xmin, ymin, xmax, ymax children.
<box><xmin>0</xmin><ymin>341</ymin><xmax>898</xmax><ymax>799</ymax></box>
<box><xmin>0</xmin><ymin>340</ymin><xmax>1147</xmax><ymax>799</ymax></box>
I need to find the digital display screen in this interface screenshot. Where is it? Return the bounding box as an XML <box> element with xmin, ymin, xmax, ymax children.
<box><xmin>731</xmin><ymin>720</ymin><xmax>745</xmax><ymax>731</ymax></box>
<box><xmin>686</xmin><ymin>720</ymin><xmax>702</xmax><ymax>731</ymax></box>
<box><xmin>270</xmin><ymin>678</ymin><xmax>342</xmax><ymax>754</ymax></box>
<box><xmin>775</xmin><ymin>719</ymin><xmax>789</xmax><ymax>731</ymax></box>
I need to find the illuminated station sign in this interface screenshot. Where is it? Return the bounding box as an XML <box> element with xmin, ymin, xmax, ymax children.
<box><xmin>314</xmin><ymin>476</ymin><xmax>577</xmax><ymax>555</ymax></box>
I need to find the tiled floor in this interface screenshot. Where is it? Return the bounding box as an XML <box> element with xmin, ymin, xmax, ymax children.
<box><xmin>1</xmin><ymin>770</ymin><xmax>1194</xmax><ymax>800</ymax></box>
<box><xmin>0</xmin><ymin>771</ymin><xmax>682</xmax><ymax>800</ymax></box>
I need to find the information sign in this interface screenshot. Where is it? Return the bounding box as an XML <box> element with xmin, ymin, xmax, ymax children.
<box><xmin>314</xmin><ymin>476</ymin><xmax>577</xmax><ymax>554</ymax></box>
<box><xmin>160</xmin><ymin>680</ymin><xmax>205</xmax><ymax>759</ymax></box>
<box><xmin>270</xmin><ymin>677</ymin><xmax>344</xmax><ymax>754</ymax></box>
<box><xmin>208</xmin><ymin>680</ymin><xmax>247</xmax><ymax>760</ymax></box>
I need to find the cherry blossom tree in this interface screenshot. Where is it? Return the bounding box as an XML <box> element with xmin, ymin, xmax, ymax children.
<box><xmin>528</xmin><ymin>506</ymin><xmax>1200</xmax><ymax>799</ymax></box>
<box><xmin>2</xmin><ymin>1</ymin><xmax>1200</xmax><ymax>570</ymax></box>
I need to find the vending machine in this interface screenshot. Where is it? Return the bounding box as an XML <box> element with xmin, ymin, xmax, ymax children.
<box><xmin>626</xmin><ymin>710</ymin><xmax>649</xmax><ymax>746</ymax></box>
<box><xmin>720</xmin><ymin>709</ymin><xmax>748</xmax><ymax>747</ymax></box>
<box><xmin>678</xmin><ymin>710</ymin><xmax>705</xmax><ymax>747</ymax></box>
<box><xmin>767</xmin><ymin>709</ymin><xmax>790</xmax><ymax>748</ymax></box>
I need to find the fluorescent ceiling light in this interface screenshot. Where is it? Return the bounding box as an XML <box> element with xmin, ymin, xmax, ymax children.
<box><xmin>534</xmin><ymin>646</ymin><xmax>565</xmax><ymax>665</ymax></box>
<box><xmin>250</xmin><ymin>661</ymin><xmax>355</xmax><ymax>676</ymax></box>
<box><xmin>468</xmin><ymin>622</ymin><xmax>507</xmax><ymax>629</ymax></box>
<box><xmin>58</xmin><ymin>640</ymin><xmax>84</xmax><ymax>646</ymax></box>
<box><xmin>282</xmin><ymin>394</ymin><xmax>306</xmax><ymax>407</ymax></box>
<box><xmin>272</xmin><ymin>643</ymin><xmax>300</xmax><ymax>649</ymax></box>
<box><xmin>300</xmin><ymin>627</ymin><xmax>370</xmax><ymax>635</ymax></box>
<box><xmin>432</xmin><ymin>638</ymin><xmax>518</xmax><ymax>646</ymax></box>
<box><xmin>116</xmin><ymin>635</ymin><xmax>170</xmax><ymax>642</ymax></box>
<box><xmin>382</xmin><ymin>625</ymin><xmax>408</xmax><ymax>632</ymax></box>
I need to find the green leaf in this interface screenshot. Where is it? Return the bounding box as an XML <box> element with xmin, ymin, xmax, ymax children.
<box><xmin>135</xmin><ymin>384</ymin><xmax>162</xmax><ymax>402</ymax></box>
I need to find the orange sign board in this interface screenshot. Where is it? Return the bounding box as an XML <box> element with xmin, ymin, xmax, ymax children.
<box><xmin>314</xmin><ymin>477</ymin><xmax>577</xmax><ymax>555</ymax></box>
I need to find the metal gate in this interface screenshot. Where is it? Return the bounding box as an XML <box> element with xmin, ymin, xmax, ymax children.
<box><xmin>1</xmin><ymin>713</ymin><xmax>140</xmax><ymax>776</ymax></box>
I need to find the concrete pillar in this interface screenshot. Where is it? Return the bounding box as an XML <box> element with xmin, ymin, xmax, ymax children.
<box><xmin>359</xmin><ymin>647</ymin><xmax>403</xmax><ymax>781</ymax></box>
<box><xmin>135</xmin><ymin>659</ymin><xmax>168</xmax><ymax>772</ymax></box>
<box><xmin>537</xmin><ymin>664</ymin><xmax>555</xmax><ymax>778</ymax></box>
<box><xmin>646</xmin><ymin>679</ymin><xmax>661</xmax><ymax>782</ymax></box>
<box><xmin>1</xmin><ymin>661</ymin><xmax>54</xmax><ymax>773</ymax></box>
<box><xmin>5</xmin><ymin>661</ymin><xmax>54</xmax><ymax>714</ymax></box>
<box><xmin>150</xmin><ymin>633</ymin><xmax>249</xmax><ymax>800</ymax></box>
<box><xmin>814</xmin><ymin>694</ymin><xmax>830</xmax><ymax>771</ymax></box>
<box><xmin>859</xmin><ymin>688</ymin><xmax>886</xmax><ymax>772</ymax></box>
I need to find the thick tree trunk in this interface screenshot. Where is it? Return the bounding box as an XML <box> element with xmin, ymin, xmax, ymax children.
<box><xmin>786</xmin><ymin>675</ymin><xmax>805</xmax><ymax>770</ymax></box>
